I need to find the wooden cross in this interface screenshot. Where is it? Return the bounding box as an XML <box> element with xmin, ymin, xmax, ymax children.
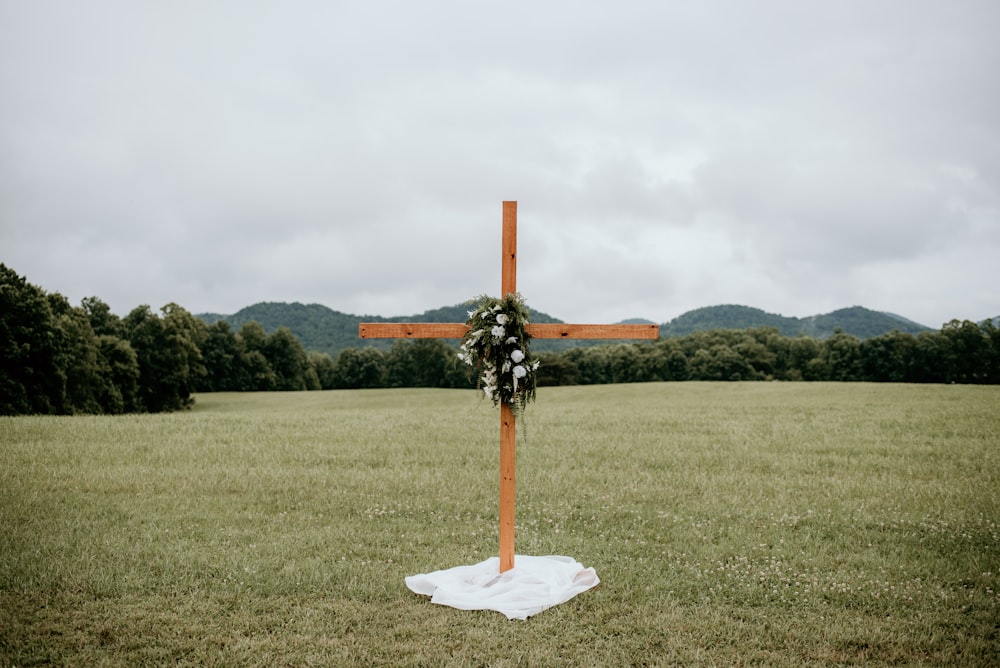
<box><xmin>359</xmin><ymin>201</ymin><xmax>659</xmax><ymax>572</ymax></box>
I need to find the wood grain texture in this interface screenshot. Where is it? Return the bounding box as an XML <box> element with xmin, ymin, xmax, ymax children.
<box><xmin>525</xmin><ymin>323</ymin><xmax>659</xmax><ymax>340</ymax></box>
<box><xmin>502</xmin><ymin>200</ymin><xmax>517</xmax><ymax>297</ymax></box>
<box><xmin>359</xmin><ymin>322</ymin><xmax>659</xmax><ymax>340</ymax></box>
<box><xmin>499</xmin><ymin>402</ymin><xmax>516</xmax><ymax>573</ymax></box>
<box><xmin>358</xmin><ymin>323</ymin><xmax>469</xmax><ymax>339</ymax></box>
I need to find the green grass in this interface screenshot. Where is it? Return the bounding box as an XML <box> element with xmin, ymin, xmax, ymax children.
<box><xmin>1</xmin><ymin>383</ymin><xmax>998</xmax><ymax>666</ymax></box>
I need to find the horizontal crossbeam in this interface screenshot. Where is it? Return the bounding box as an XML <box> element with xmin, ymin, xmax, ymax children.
<box><xmin>529</xmin><ymin>323</ymin><xmax>659</xmax><ymax>340</ymax></box>
<box><xmin>358</xmin><ymin>322</ymin><xmax>659</xmax><ymax>340</ymax></box>
<box><xmin>359</xmin><ymin>323</ymin><xmax>468</xmax><ymax>339</ymax></box>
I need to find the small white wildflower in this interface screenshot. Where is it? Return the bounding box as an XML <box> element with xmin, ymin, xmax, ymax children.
<box><xmin>510</xmin><ymin>349</ymin><xmax>525</xmax><ymax>363</ymax></box>
<box><xmin>495</xmin><ymin>313</ymin><xmax>508</xmax><ymax>325</ymax></box>
<box><xmin>491</xmin><ymin>325</ymin><xmax>505</xmax><ymax>339</ymax></box>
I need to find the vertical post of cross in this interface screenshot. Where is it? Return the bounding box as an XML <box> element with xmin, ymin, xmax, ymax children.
<box><xmin>499</xmin><ymin>200</ymin><xmax>517</xmax><ymax>573</ymax></box>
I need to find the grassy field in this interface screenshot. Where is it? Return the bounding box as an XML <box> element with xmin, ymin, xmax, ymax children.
<box><xmin>1</xmin><ymin>382</ymin><xmax>998</xmax><ymax>666</ymax></box>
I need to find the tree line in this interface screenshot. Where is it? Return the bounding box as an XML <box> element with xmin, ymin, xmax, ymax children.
<box><xmin>2</xmin><ymin>264</ymin><xmax>998</xmax><ymax>415</ymax></box>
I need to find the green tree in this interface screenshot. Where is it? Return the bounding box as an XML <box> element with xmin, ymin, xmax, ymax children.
<box><xmin>566</xmin><ymin>347</ymin><xmax>617</xmax><ymax>385</ymax></box>
<box><xmin>940</xmin><ymin>320</ymin><xmax>990</xmax><ymax>383</ymax></box>
<box><xmin>48</xmin><ymin>293</ymin><xmax>103</xmax><ymax>413</ymax></box>
<box><xmin>333</xmin><ymin>347</ymin><xmax>386</xmax><ymax>389</ymax></box>
<box><xmin>909</xmin><ymin>331</ymin><xmax>949</xmax><ymax>383</ymax></box>
<box><xmin>742</xmin><ymin>328</ymin><xmax>784</xmax><ymax>379</ymax></box>
<box><xmin>387</xmin><ymin>339</ymin><xmax>469</xmax><ymax>388</ymax></box>
<box><xmin>786</xmin><ymin>336</ymin><xmax>823</xmax><ymax>380</ymax></box>
<box><xmin>123</xmin><ymin>303</ymin><xmax>205</xmax><ymax>411</ymax></box>
<box><xmin>236</xmin><ymin>322</ymin><xmax>276</xmax><ymax>391</ymax></box>
<box><xmin>0</xmin><ymin>264</ymin><xmax>62</xmax><ymax>414</ymax></box>
<box><xmin>95</xmin><ymin>334</ymin><xmax>140</xmax><ymax>413</ymax></box>
<box><xmin>310</xmin><ymin>352</ymin><xmax>338</xmax><ymax>390</ymax></box>
<box><xmin>162</xmin><ymin>302</ymin><xmax>207</xmax><ymax>395</ymax></box>
<box><xmin>860</xmin><ymin>331</ymin><xmax>915</xmax><ymax>382</ymax></box>
<box><xmin>535</xmin><ymin>351</ymin><xmax>580</xmax><ymax>386</ymax></box>
<box><xmin>608</xmin><ymin>344</ymin><xmax>644</xmax><ymax>383</ymax></box>
<box><xmin>820</xmin><ymin>330</ymin><xmax>862</xmax><ymax>381</ymax></box>
<box><xmin>688</xmin><ymin>344</ymin><xmax>756</xmax><ymax>381</ymax></box>
<box><xmin>982</xmin><ymin>319</ymin><xmax>1000</xmax><ymax>384</ymax></box>
<box><xmin>82</xmin><ymin>296</ymin><xmax>122</xmax><ymax>337</ymax></box>
<box><xmin>199</xmin><ymin>321</ymin><xmax>241</xmax><ymax>392</ymax></box>
<box><xmin>647</xmin><ymin>339</ymin><xmax>690</xmax><ymax>381</ymax></box>
<box><xmin>266</xmin><ymin>326</ymin><xmax>318</xmax><ymax>390</ymax></box>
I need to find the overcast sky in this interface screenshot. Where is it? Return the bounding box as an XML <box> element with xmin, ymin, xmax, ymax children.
<box><xmin>2</xmin><ymin>1</ymin><xmax>997</xmax><ymax>328</ymax></box>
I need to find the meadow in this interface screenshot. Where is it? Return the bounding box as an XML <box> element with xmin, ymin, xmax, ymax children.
<box><xmin>1</xmin><ymin>382</ymin><xmax>997</xmax><ymax>666</ymax></box>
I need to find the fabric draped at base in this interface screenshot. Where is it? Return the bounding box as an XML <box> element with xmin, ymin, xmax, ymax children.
<box><xmin>404</xmin><ymin>555</ymin><xmax>600</xmax><ymax>620</ymax></box>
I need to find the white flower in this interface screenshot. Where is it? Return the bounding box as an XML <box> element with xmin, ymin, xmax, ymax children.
<box><xmin>531</xmin><ymin>360</ymin><xmax>541</xmax><ymax>371</ymax></box>
<box><xmin>510</xmin><ymin>349</ymin><xmax>525</xmax><ymax>363</ymax></box>
<box><xmin>491</xmin><ymin>325</ymin><xmax>505</xmax><ymax>339</ymax></box>
<box><xmin>502</xmin><ymin>360</ymin><xmax>511</xmax><ymax>373</ymax></box>
<box><xmin>495</xmin><ymin>313</ymin><xmax>508</xmax><ymax>325</ymax></box>
<box><xmin>506</xmin><ymin>336</ymin><xmax>518</xmax><ymax>344</ymax></box>
<box><xmin>513</xmin><ymin>365</ymin><xmax>527</xmax><ymax>379</ymax></box>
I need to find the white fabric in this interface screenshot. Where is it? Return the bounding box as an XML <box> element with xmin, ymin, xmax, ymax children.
<box><xmin>404</xmin><ymin>555</ymin><xmax>600</xmax><ymax>620</ymax></box>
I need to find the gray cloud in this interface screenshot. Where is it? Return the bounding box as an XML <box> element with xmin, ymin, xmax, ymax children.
<box><xmin>1</xmin><ymin>0</ymin><xmax>997</xmax><ymax>329</ymax></box>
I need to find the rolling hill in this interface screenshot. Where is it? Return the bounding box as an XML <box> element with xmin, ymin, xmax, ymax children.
<box><xmin>659</xmin><ymin>304</ymin><xmax>932</xmax><ymax>339</ymax></box>
<box><xmin>197</xmin><ymin>302</ymin><xmax>934</xmax><ymax>357</ymax></box>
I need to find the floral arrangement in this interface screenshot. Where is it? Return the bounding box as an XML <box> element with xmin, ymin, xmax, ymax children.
<box><xmin>458</xmin><ymin>293</ymin><xmax>540</xmax><ymax>414</ymax></box>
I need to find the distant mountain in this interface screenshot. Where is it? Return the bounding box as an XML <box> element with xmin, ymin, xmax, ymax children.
<box><xmin>661</xmin><ymin>304</ymin><xmax>932</xmax><ymax>339</ymax></box>
<box><xmin>660</xmin><ymin>305</ymin><xmax>790</xmax><ymax>336</ymax></box>
<box><xmin>197</xmin><ymin>302</ymin><xmax>934</xmax><ymax>357</ymax></box>
<box><xmin>198</xmin><ymin>300</ymin><xmax>574</xmax><ymax>357</ymax></box>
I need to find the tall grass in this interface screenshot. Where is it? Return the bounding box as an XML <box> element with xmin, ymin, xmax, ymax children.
<box><xmin>1</xmin><ymin>383</ymin><xmax>997</xmax><ymax>666</ymax></box>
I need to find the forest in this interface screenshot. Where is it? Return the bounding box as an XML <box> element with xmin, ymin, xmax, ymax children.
<box><xmin>3</xmin><ymin>263</ymin><xmax>999</xmax><ymax>415</ymax></box>
<box><xmin>197</xmin><ymin>300</ymin><xmax>933</xmax><ymax>357</ymax></box>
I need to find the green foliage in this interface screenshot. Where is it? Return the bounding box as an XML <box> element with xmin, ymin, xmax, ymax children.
<box><xmin>309</xmin><ymin>351</ymin><xmax>337</xmax><ymax>389</ymax></box>
<box><xmin>534</xmin><ymin>351</ymin><xmax>580</xmax><ymax>386</ymax></box>
<box><xmin>386</xmin><ymin>339</ymin><xmax>470</xmax><ymax>389</ymax></box>
<box><xmin>2</xmin><ymin>264</ymin><xmax>998</xmax><ymax>417</ymax></box>
<box><xmin>536</xmin><ymin>324</ymin><xmax>999</xmax><ymax>386</ymax></box>
<box><xmin>122</xmin><ymin>303</ymin><xmax>206</xmax><ymax>412</ymax></box>
<box><xmin>266</xmin><ymin>326</ymin><xmax>318</xmax><ymax>391</ymax></box>
<box><xmin>332</xmin><ymin>347</ymin><xmax>387</xmax><ymax>389</ymax></box>
<box><xmin>459</xmin><ymin>294</ymin><xmax>539</xmax><ymax>414</ymax></box>
<box><xmin>0</xmin><ymin>264</ymin><xmax>62</xmax><ymax>414</ymax></box>
<box><xmin>94</xmin><ymin>334</ymin><xmax>140</xmax><ymax>413</ymax></box>
<box><xmin>81</xmin><ymin>296</ymin><xmax>122</xmax><ymax>337</ymax></box>
<box><xmin>1</xmin><ymin>384</ymin><xmax>997</xmax><ymax>665</ymax></box>
<box><xmin>199</xmin><ymin>321</ymin><xmax>241</xmax><ymax>392</ymax></box>
<box><xmin>941</xmin><ymin>318</ymin><xmax>994</xmax><ymax>383</ymax></box>
<box><xmin>48</xmin><ymin>292</ymin><xmax>104</xmax><ymax>413</ymax></box>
